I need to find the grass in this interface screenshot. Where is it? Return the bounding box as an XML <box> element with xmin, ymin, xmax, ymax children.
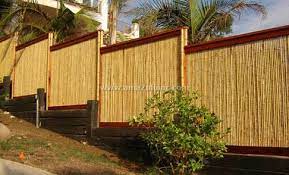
<box><xmin>53</xmin><ymin>146</ymin><xmax>120</xmax><ymax>167</ymax></box>
<box><xmin>0</xmin><ymin>135</ymin><xmax>49</xmax><ymax>153</ymax></box>
<box><xmin>0</xmin><ymin>135</ymin><xmax>120</xmax><ymax>168</ymax></box>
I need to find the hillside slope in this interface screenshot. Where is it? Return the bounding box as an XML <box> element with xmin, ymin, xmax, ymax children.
<box><xmin>0</xmin><ymin>111</ymin><xmax>141</xmax><ymax>175</ymax></box>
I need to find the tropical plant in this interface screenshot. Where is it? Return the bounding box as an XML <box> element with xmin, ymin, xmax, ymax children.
<box><xmin>0</xmin><ymin>0</ymin><xmax>12</xmax><ymax>37</ymax></box>
<box><xmin>0</xmin><ymin>0</ymin><xmax>100</xmax><ymax>43</ymax></box>
<box><xmin>130</xmin><ymin>90</ymin><xmax>229</xmax><ymax>174</ymax></box>
<box><xmin>133</xmin><ymin>0</ymin><xmax>266</xmax><ymax>42</ymax></box>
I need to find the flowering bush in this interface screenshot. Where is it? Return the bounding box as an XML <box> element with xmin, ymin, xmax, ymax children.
<box><xmin>130</xmin><ymin>90</ymin><xmax>229</xmax><ymax>174</ymax></box>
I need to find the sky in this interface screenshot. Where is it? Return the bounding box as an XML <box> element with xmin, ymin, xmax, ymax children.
<box><xmin>120</xmin><ymin>0</ymin><xmax>289</xmax><ymax>35</ymax></box>
<box><xmin>232</xmin><ymin>0</ymin><xmax>289</xmax><ymax>35</ymax></box>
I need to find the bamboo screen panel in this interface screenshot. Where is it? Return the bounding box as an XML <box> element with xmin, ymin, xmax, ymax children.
<box><xmin>0</xmin><ymin>37</ymin><xmax>15</xmax><ymax>82</ymax></box>
<box><xmin>100</xmin><ymin>36</ymin><xmax>182</xmax><ymax>123</ymax></box>
<box><xmin>49</xmin><ymin>39</ymin><xmax>98</xmax><ymax>107</ymax></box>
<box><xmin>185</xmin><ymin>36</ymin><xmax>289</xmax><ymax>147</ymax></box>
<box><xmin>14</xmin><ymin>39</ymin><xmax>48</xmax><ymax>97</ymax></box>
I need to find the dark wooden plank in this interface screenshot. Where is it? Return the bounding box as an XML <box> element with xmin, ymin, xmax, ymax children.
<box><xmin>48</xmin><ymin>104</ymin><xmax>87</xmax><ymax>110</ymax></box>
<box><xmin>11</xmin><ymin>111</ymin><xmax>36</xmax><ymax>117</ymax></box>
<box><xmin>227</xmin><ymin>146</ymin><xmax>289</xmax><ymax>157</ymax></box>
<box><xmin>41</xmin><ymin>118</ymin><xmax>88</xmax><ymax>126</ymax></box>
<box><xmin>6</xmin><ymin>95</ymin><xmax>36</xmax><ymax>106</ymax></box>
<box><xmin>92</xmin><ymin>128</ymin><xmax>150</xmax><ymax>137</ymax></box>
<box><xmin>5</xmin><ymin>103</ymin><xmax>36</xmax><ymax>112</ymax></box>
<box><xmin>91</xmin><ymin>136</ymin><xmax>145</xmax><ymax>149</ymax></box>
<box><xmin>37</xmin><ymin>88</ymin><xmax>45</xmax><ymax>111</ymax></box>
<box><xmin>87</xmin><ymin>100</ymin><xmax>98</xmax><ymax>138</ymax></box>
<box><xmin>9</xmin><ymin>111</ymin><xmax>36</xmax><ymax>123</ymax></box>
<box><xmin>208</xmin><ymin>153</ymin><xmax>289</xmax><ymax>174</ymax></box>
<box><xmin>3</xmin><ymin>76</ymin><xmax>11</xmax><ymax>98</ymax></box>
<box><xmin>40</xmin><ymin>110</ymin><xmax>87</xmax><ymax>118</ymax></box>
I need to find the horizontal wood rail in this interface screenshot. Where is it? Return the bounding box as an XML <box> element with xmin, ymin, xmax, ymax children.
<box><xmin>99</xmin><ymin>122</ymin><xmax>131</xmax><ymax>128</ymax></box>
<box><xmin>99</xmin><ymin>122</ymin><xmax>154</xmax><ymax>128</ymax></box>
<box><xmin>185</xmin><ymin>25</ymin><xmax>289</xmax><ymax>54</ymax></box>
<box><xmin>13</xmin><ymin>94</ymin><xmax>36</xmax><ymax>100</ymax></box>
<box><xmin>227</xmin><ymin>146</ymin><xmax>289</xmax><ymax>157</ymax></box>
<box><xmin>16</xmin><ymin>34</ymin><xmax>48</xmax><ymax>51</ymax></box>
<box><xmin>50</xmin><ymin>31</ymin><xmax>99</xmax><ymax>51</ymax></box>
<box><xmin>100</xmin><ymin>26</ymin><xmax>188</xmax><ymax>54</ymax></box>
<box><xmin>0</xmin><ymin>35</ymin><xmax>12</xmax><ymax>42</ymax></box>
<box><xmin>98</xmin><ymin>123</ymin><xmax>289</xmax><ymax>156</ymax></box>
<box><xmin>48</xmin><ymin>104</ymin><xmax>87</xmax><ymax>110</ymax></box>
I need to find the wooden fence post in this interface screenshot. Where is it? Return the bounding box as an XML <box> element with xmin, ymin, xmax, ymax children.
<box><xmin>87</xmin><ymin>100</ymin><xmax>99</xmax><ymax>138</ymax></box>
<box><xmin>3</xmin><ymin>76</ymin><xmax>11</xmax><ymax>100</ymax></box>
<box><xmin>37</xmin><ymin>88</ymin><xmax>45</xmax><ymax>111</ymax></box>
<box><xmin>36</xmin><ymin>88</ymin><xmax>45</xmax><ymax>128</ymax></box>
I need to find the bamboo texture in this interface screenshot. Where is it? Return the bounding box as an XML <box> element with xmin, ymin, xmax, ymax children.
<box><xmin>49</xmin><ymin>38</ymin><xmax>98</xmax><ymax>107</ymax></box>
<box><xmin>185</xmin><ymin>36</ymin><xmax>289</xmax><ymax>147</ymax></box>
<box><xmin>100</xmin><ymin>36</ymin><xmax>182</xmax><ymax>122</ymax></box>
<box><xmin>0</xmin><ymin>37</ymin><xmax>15</xmax><ymax>82</ymax></box>
<box><xmin>14</xmin><ymin>39</ymin><xmax>48</xmax><ymax>97</ymax></box>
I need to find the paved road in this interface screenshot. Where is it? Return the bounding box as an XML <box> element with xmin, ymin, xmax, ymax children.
<box><xmin>0</xmin><ymin>159</ymin><xmax>55</xmax><ymax>175</ymax></box>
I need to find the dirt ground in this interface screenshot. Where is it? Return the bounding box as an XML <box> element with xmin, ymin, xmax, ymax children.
<box><xmin>0</xmin><ymin>112</ymin><xmax>146</xmax><ymax>175</ymax></box>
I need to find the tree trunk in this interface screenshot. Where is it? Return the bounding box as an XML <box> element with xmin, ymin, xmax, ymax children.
<box><xmin>109</xmin><ymin>1</ymin><xmax>118</xmax><ymax>44</ymax></box>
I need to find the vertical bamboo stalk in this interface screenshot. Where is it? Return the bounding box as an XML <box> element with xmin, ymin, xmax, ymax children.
<box><xmin>181</xmin><ymin>27</ymin><xmax>188</xmax><ymax>89</ymax></box>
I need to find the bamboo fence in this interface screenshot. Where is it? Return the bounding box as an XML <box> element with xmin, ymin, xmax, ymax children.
<box><xmin>49</xmin><ymin>31</ymin><xmax>102</xmax><ymax>108</ymax></box>
<box><xmin>185</xmin><ymin>36</ymin><xmax>289</xmax><ymax>147</ymax></box>
<box><xmin>99</xmin><ymin>28</ymin><xmax>188</xmax><ymax>123</ymax></box>
<box><xmin>13</xmin><ymin>36</ymin><xmax>49</xmax><ymax>97</ymax></box>
<box><xmin>0</xmin><ymin>26</ymin><xmax>288</xmax><ymax>148</ymax></box>
<box><xmin>0</xmin><ymin>36</ymin><xmax>15</xmax><ymax>83</ymax></box>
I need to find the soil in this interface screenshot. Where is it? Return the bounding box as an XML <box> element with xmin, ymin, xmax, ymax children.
<box><xmin>0</xmin><ymin>112</ymin><xmax>145</xmax><ymax>175</ymax></box>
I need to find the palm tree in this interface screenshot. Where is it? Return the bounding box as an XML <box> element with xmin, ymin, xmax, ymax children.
<box><xmin>134</xmin><ymin>0</ymin><xmax>266</xmax><ymax>43</ymax></box>
<box><xmin>0</xmin><ymin>0</ymin><xmax>100</xmax><ymax>43</ymax></box>
<box><xmin>0</xmin><ymin>0</ymin><xmax>12</xmax><ymax>36</ymax></box>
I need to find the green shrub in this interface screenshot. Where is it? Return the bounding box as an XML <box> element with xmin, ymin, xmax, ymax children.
<box><xmin>130</xmin><ymin>90</ymin><xmax>229</xmax><ymax>174</ymax></box>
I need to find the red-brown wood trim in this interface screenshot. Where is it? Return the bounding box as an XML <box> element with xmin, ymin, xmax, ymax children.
<box><xmin>0</xmin><ymin>35</ymin><xmax>12</xmax><ymax>43</ymax></box>
<box><xmin>227</xmin><ymin>146</ymin><xmax>289</xmax><ymax>157</ymax></box>
<box><xmin>48</xmin><ymin>104</ymin><xmax>87</xmax><ymax>110</ymax></box>
<box><xmin>100</xmin><ymin>122</ymin><xmax>131</xmax><ymax>128</ymax></box>
<box><xmin>13</xmin><ymin>94</ymin><xmax>36</xmax><ymax>100</ymax></box>
<box><xmin>15</xmin><ymin>34</ymin><xmax>48</xmax><ymax>51</ymax></box>
<box><xmin>99</xmin><ymin>122</ymin><xmax>154</xmax><ymax>128</ymax></box>
<box><xmin>185</xmin><ymin>25</ymin><xmax>289</xmax><ymax>54</ymax></box>
<box><xmin>100</xmin><ymin>27</ymin><xmax>189</xmax><ymax>54</ymax></box>
<box><xmin>50</xmin><ymin>31</ymin><xmax>99</xmax><ymax>51</ymax></box>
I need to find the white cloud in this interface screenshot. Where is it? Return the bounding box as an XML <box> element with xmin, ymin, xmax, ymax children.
<box><xmin>232</xmin><ymin>0</ymin><xmax>289</xmax><ymax>34</ymax></box>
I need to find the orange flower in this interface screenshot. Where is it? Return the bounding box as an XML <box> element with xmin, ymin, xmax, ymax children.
<box><xmin>19</xmin><ymin>152</ymin><xmax>25</xmax><ymax>161</ymax></box>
